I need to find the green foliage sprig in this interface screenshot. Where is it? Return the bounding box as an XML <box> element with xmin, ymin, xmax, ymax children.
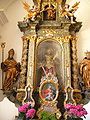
<box><xmin>41</xmin><ymin>111</ymin><xmax>57</xmax><ymax>120</ymax></box>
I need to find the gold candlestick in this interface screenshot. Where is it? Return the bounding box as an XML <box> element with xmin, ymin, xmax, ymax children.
<box><xmin>1</xmin><ymin>42</ymin><xmax>6</xmax><ymax>90</ymax></box>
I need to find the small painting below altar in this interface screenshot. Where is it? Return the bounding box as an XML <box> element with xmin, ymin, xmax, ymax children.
<box><xmin>37</xmin><ymin>72</ymin><xmax>61</xmax><ymax>119</ymax></box>
<box><xmin>41</xmin><ymin>82</ymin><xmax>56</xmax><ymax>101</ymax></box>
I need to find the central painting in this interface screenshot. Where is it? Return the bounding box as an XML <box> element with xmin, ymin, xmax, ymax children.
<box><xmin>36</xmin><ymin>40</ymin><xmax>64</xmax><ymax>89</ymax></box>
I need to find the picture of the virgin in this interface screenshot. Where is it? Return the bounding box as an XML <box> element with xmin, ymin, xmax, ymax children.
<box><xmin>41</xmin><ymin>83</ymin><xmax>56</xmax><ymax>101</ymax></box>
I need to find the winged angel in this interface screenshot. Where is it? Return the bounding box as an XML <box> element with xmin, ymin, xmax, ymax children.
<box><xmin>60</xmin><ymin>1</ymin><xmax>80</xmax><ymax>23</ymax></box>
<box><xmin>22</xmin><ymin>1</ymin><xmax>40</xmax><ymax>21</ymax></box>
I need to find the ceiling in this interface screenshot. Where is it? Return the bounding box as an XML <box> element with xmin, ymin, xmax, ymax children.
<box><xmin>0</xmin><ymin>0</ymin><xmax>15</xmax><ymax>26</ymax></box>
<box><xmin>0</xmin><ymin>0</ymin><xmax>73</xmax><ymax>10</ymax></box>
<box><xmin>0</xmin><ymin>0</ymin><xmax>15</xmax><ymax>10</ymax></box>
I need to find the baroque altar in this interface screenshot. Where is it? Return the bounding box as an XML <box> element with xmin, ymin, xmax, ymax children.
<box><xmin>17</xmin><ymin>0</ymin><xmax>82</xmax><ymax>119</ymax></box>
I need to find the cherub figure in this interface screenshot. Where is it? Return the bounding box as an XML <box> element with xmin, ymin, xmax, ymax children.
<box><xmin>22</xmin><ymin>1</ymin><xmax>40</xmax><ymax>21</ymax></box>
<box><xmin>60</xmin><ymin>1</ymin><xmax>80</xmax><ymax>23</ymax></box>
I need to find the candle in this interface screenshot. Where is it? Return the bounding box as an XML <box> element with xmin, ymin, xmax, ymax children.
<box><xmin>67</xmin><ymin>66</ymin><xmax>70</xmax><ymax>78</ymax></box>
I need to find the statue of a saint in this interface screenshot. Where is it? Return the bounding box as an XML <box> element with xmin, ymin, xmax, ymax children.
<box><xmin>80</xmin><ymin>52</ymin><xmax>90</xmax><ymax>89</ymax></box>
<box><xmin>1</xmin><ymin>49</ymin><xmax>20</xmax><ymax>91</ymax></box>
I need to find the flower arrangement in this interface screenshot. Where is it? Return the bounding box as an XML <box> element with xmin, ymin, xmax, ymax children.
<box><xmin>64</xmin><ymin>104</ymin><xmax>88</xmax><ymax>120</ymax></box>
<box><xmin>18</xmin><ymin>103</ymin><xmax>36</xmax><ymax>120</ymax></box>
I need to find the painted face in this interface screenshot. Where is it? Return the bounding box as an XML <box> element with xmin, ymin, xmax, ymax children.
<box><xmin>8</xmin><ymin>49</ymin><xmax>14</xmax><ymax>58</ymax></box>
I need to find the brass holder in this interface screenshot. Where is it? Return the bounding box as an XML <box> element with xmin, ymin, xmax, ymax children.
<box><xmin>1</xmin><ymin>42</ymin><xmax>6</xmax><ymax>90</ymax></box>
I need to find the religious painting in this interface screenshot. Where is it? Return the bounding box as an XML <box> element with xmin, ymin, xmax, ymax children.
<box><xmin>43</xmin><ymin>4</ymin><xmax>56</xmax><ymax>20</ymax></box>
<box><xmin>40</xmin><ymin>82</ymin><xmax>56</xmax><ymax>101</ymax></box>
<box><xmin>36</xmin><ymin>40</ymin><xmax>64</xmax><ymax>89</ymax></box>
<box><xmin>38</xmin><ymin>79</ymin><xmax>61</xmax><ymax>119</ymax></box>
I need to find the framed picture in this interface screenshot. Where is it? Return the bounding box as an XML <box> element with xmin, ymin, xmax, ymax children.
<box><xmin>39</xmin><ymin>79</ymin><xmax>58</xmax><ymax>102</ymax></box>
<box><xmin>36</xmin><ymin>40</ymin><xmax>64</xmax><ymax>88</ymax></box>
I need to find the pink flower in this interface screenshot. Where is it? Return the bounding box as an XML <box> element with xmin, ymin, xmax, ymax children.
<box><xmin>69</xmin><ymin>108</ymin><xmax>78</xmax><ymax>116</ymax></box>
<box><xmin>26</xmin><ymin>108</ymin><xmax>36</xmax><ymax>118</ymax></box>
<box><xmin>18</xmin><ymin>103</ymin><xmax>29</xmax><ymax>113</ymax></box>
<box><xmin>75</xmin><ymin>105</ymin><xmax>83</xmax><ymax>110</ymax></box>
<box><xmin>65</xmin><ymin>104</ymin><xmax>88</xmax><ymax>118</ymax></box>
<box><xmin>65</xmin><ymin>104</ymin><xmax>72</xmax><ymax>110</ymax></box>
<box><xmin>82</xmin><ymin>108</ymin><xmax>88</xmax><ymax>115</ymax></box>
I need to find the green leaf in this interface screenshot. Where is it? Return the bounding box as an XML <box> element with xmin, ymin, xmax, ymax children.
<box><xmin>19</xmin><ymin>112</ymin><xmax>25</xmax><ymax>118</ymax></box>
<box><xmin>40</xmin><ymin>111</ymin><xmax>57</xmax><ymax>120</ymax></box>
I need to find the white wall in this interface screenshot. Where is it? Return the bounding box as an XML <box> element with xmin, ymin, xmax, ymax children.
<box><xmin>68</xmin><ymin>0</ymin><xmax>90</xmax><ymax>62</ymax></box>
<box><xmin>76</xmin><ymin>0</ymin><xmax>90</xmax><ymax>62</ymax></box>
<box><xmin>0</xmin><ymin>0</ymin><xmax>33</xmax><ymax>119</ymax></box>
<box><xmin>0</xmin><ymin>0</ymin><xmax>34</xmax><ymax>88</ymax></box>
<box><xmin>0</xmin><ymin>96</ymin><xmax>18</xmax><ymax>120</ymax></box>
<box><xmin>0</xmin><ymin>0</ymin><xmax>90</xmax><ymax>119</ymax></box>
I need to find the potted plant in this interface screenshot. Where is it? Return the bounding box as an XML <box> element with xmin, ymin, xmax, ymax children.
<box><xmin>18</xmin><ymin>103</ymin><xmax>36</xmax><ymax>120</ymax></box>
<box><xmin>64</xmin><ymin>104</ymin><xmax>88</xmax><ymax>120</ymax></box>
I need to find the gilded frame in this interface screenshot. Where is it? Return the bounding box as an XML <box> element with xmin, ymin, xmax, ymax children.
<box><xmin>39</xmin><ymin>79</ymin><xmax>59</xmax><ymax>102</ymax></box>
<box><xmin>34</xmin><ymin>36</ymin><xmax>71</xmax><ymax>88</ymax></box>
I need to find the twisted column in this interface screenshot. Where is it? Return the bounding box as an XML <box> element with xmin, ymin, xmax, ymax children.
<box><xmin>71</xmin><ymin>36</ymin><xmax>79</xmax><ymax>89</ymax></box>
<box><xmin>19</xmin><ymin>37</ymin><xmax>29</xmax><ymax>89</ymax></box>
<box><xmin>27</xmin><ymin>36</ymin><xmax>36</xmax><ymax>87</ymax></box>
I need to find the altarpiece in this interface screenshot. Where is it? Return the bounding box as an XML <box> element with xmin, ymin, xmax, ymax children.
<box><xmin>16</xmin><ymin>0</ymin><xmax>82</xmax><ymax>119</ymax></box>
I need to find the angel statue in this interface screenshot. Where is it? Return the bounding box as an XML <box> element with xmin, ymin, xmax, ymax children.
<box><xmin>22</xmin><ymin>1</ymin><xmax>40</xmax><ymax>21</ymax></box>
<box><xmin>60</xmin><ymin>1</ymin><xmax>80</xmax><ymax>23</ymax></box>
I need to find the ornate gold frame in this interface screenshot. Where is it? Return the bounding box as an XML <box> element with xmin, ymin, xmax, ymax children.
<box><xmin>39</xmin><ymin>79</ymin><xmax>59</xmax><ymax>102</ymax></box>
<box><xmin>34</xmin><ymin>36</ymin><xmax>71</xmax><ymax>88</ymax></box>
<box><xmin>37</xmin><ymin>74</ymin><xmax>61</xmax><ymax>119</ymax></box>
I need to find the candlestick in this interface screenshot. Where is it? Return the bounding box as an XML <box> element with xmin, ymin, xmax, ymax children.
<box><xmin>1</xmin><ymin>42</ymin><xmax>6</xmax><ymax>90</ymax></box>
<box><xmin>67</xmin><ymin>65</ymin><xmax>70</xmax><ymax>78</ymax></box>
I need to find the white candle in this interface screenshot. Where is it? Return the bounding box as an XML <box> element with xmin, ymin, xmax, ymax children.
<box><xmin>67</xmin><ymin>66</ymin><xmax>70</xmax><ymax>77</ymax></box>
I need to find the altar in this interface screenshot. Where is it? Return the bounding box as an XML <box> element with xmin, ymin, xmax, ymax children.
<box><xmin>16</xmin><ymin>0</ymin><xmax>82</xmax><ymax>119</ymax></box>
<box><xmin>1</xmin><ymin>0</ymin><xmax>83</xmax><ymax>119</ymax></box>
